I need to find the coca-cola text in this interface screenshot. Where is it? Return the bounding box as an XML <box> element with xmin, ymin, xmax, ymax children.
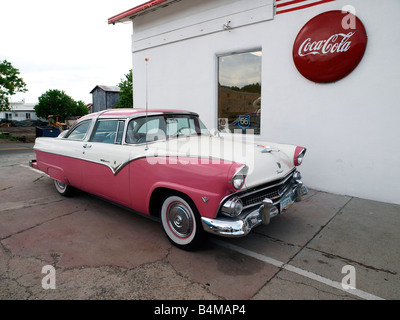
<box><xmin>298</xmin><ymin>32</ymin><xmax>354</xmax><ymax>57</ymax></box>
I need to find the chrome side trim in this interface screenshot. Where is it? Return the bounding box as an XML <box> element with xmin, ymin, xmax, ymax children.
<box><xmin>33</xmin><ymin>148</ymin><xmax>233</xmax><ymax>177</ymax></box>
<box><xmin>32</xmin><ymin>148</ymin><xmax>147</xmax><ymax>176</ymax></box>
<box><xmin>229</xmin><ymin>164</ymin><xmax>249</xmax><ymax>183</ymax></box>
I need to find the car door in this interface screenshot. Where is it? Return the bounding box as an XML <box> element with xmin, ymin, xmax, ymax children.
<box><xmin>125</xmin><ymin>116</ymin><xmax>167</xmax><ymax>213</ymax></box>
<box><xmin>81</xmin><ymin>119</ymin><xmax>132</xmax><ymax>207</ymax></box>
<box><xmin>55</xmin><ymin>119</ymin><xmax>94</xmax><ymax>191</ymax></box>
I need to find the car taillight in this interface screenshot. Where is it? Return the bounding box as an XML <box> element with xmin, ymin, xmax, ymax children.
<box><xmin>294</xmin><ymin>147</ymin><xmax>307</xmax><ymax>166</ymax></box>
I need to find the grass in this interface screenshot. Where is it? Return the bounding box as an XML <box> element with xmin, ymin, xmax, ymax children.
<box><xmin>0</xmin><ymin>132</ymin><xmax>21</xmax><ymax>142</ymax></box>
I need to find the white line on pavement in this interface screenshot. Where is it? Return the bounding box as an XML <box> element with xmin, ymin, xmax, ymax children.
<box><xmin>212</xmin><ymin>239</ymin><xmax>384</xmax><ymax>300</ymax></box>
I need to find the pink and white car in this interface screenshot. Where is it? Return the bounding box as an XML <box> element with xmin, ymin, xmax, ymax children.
<box><xmin>30</xmin><ymin>109</ymin><xmax>308</xmax><ymax>250</ymax></box>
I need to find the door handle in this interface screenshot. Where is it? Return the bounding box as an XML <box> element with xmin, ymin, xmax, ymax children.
<box><xmin>83</xmin><ymin>144</ymin><xmax>92</xmax><ymax>149</ymax></box>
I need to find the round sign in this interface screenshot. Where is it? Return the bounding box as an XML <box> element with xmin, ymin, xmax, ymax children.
<box><xmin>293</xmin><ymin>11</ymin><xmax>368</xmax><ymax>83</ymax></box>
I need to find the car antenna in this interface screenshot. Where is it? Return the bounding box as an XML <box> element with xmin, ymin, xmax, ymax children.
<box><xmin>145</xmin><ymin>57</ymin><xmax>149</xmax><ymax>151</ymax></box>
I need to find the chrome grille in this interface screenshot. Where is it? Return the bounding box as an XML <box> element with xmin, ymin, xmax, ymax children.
<box><xmin>239</xmin><ymin>170</ymin><xmax>295</xmax><ymax>209</ymax></box>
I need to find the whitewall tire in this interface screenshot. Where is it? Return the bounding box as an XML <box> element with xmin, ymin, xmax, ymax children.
<box><xmin>54</xmin><ymin>180</ymin><xmax>74</xmax><ymax>197</ymax></box>
<box><xmin>160</xmin><ymin>193</ymin><xmax>205</xmax><ymax>251</ymax></box>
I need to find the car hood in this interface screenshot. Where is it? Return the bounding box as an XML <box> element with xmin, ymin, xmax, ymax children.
<box><xmin>148</xmin><ymin>135</ymin><xmax>295</xmax><ymax>188</ymax></box>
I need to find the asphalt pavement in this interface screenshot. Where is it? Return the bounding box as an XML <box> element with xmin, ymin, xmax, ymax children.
<box><xmin>0</xmin><ymin>143</ymin><xmax>34</xmax><ymax>155</ymax></box>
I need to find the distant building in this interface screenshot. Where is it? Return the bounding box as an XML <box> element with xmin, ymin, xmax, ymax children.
<box><xmin>90</xmin><ymin>85</ymin><xmax>120</xmax><ymax>113</ymax></box>
<box><xmin>0</xmin><ymin>99</ymin><xmax>39</xmax><ymax>121</ymax></box>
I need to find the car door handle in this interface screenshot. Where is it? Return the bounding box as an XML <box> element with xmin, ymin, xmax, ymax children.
<box><xmin>83</xmin><ymin>144</ymin><xmax>92</xmax><ymax>149</ymax></box>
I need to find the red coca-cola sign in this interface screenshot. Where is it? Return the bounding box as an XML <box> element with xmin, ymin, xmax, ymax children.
<box><xmin>293</xmin><ymin>11</ymin><xmax>368</xmax><ymax>83</ymax></box>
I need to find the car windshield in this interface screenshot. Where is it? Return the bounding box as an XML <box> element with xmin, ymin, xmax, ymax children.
<box><xmin>126</xmin><ymin>114</ymin><xmax>210</xmax><ymax>144</ymax></box>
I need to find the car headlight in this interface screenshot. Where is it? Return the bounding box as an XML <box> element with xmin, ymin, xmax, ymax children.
<box><xmin>294</xmin><ymin>147</ymin><xmax>307</xmax><ymax>166</ymax></box>
<box><xmin>221</xmin><ymin>198</ymin><xmax>244</xmax><ymax>217</ymax></box>
<box><xmin>231</xmin><ymin>165</ymin><xmax>248</xmax><ymax>190</ymax></box>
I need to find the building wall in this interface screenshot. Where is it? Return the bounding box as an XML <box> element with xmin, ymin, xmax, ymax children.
<box><xmin>106</xmin><ymin>92</ymin><xmax>121</xmax><ymax>110</ymax></box>
<box><xmin>0</xmin><ymin>103</ymin><xmax>39</xmax><ymax>121</ymax></box>
<box><xmin>131</xmin><ymin>0</ymin><xmax>400</xmax><ymax>205</ymax></box>
<box><xmin>92</xmin><ymin>88</ymin><xmax>106</xmax><ymax>113</ymax></box>
<box><xmin>91</xmin><ymin>88</ymin><xmax>120</xmax><ymax>113</ymax></box>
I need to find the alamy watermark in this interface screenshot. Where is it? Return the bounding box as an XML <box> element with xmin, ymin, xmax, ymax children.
<box><xmin>341</xmin><ymin>265</ymin><xmax>356</xmax><ymax>290</ymax></box>
<box><xmin>145</xmin><ymin>129</ymin><xmax>257</xmax><ymax>171</ymax></box>
<box><xmin>342</xmin><ymin>5</ymin><xmax>357</xmax><ymax>30</ymax></box>
<box><xmin>41</xmin><ymin>265</ymin><xmax>56</xmax><ymax>290</ymax></box>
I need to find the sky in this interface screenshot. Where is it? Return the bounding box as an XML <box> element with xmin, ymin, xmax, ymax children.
<box><xmin>0</xmin><ymin>0</ymin><xmax>148</xmax><ymax>105</ymax></box>
<box><xmin>219</xmin><ymin>51</ymin><xmax>262</xmax><ymax>88</ymax></box>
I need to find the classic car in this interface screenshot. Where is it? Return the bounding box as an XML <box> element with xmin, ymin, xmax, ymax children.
<box><xmin>30</xmin><ymin>108</ymin><xmax>308</xmax><ymax>250</ymax></box>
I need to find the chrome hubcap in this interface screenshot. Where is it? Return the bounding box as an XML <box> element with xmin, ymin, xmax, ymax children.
<box><xmin>55</xmin><ymin>181</ymin><xmax>66</xmax><ymax>190</ymax></box>
<box><xmin>168</xmin><ymin>203</ymin><xmax>193</xmax><ymax>238</ymax></box>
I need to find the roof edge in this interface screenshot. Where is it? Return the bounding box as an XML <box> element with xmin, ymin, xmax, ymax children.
<box><xmin>90</xmin><ymin>85</ymin><xmax>120</xmax><ymax>94</ymax></box>
<box><xmin>108</xmin><ymin>0</ymin><xmax>172</xmax><ymax>24</ymax></box>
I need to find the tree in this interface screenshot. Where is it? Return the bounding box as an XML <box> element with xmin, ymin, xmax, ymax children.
<box><xmin>230</xmin><ymin>83</ymin><xmax>261</xmax><ymax>94</ymax></box>
<box><xmin>74</xmin><ymin>100</ymin><xmax>90</xmax><ymax>117</ymax></box>
<box><xmin>34</xmin><ymin>89</ymin><xmax>88</xmax><ymax>122</ymax></box>
<box><xmin>0</xmin><ymin>60</ymin><xmax>28</xmax><ymax>111</ymax></box>
<box><xmin>115</xmin><ymin>69</ymin><xmax>133</xmax><ymax>108</ymax></box>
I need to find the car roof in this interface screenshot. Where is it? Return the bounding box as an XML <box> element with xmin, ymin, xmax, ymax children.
<box><xmin>79</xmin><ymin>108</ymin><xmax>199</xmax><ymax>121</ymax></box>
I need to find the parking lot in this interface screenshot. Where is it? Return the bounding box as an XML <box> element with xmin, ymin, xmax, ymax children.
<box><xmin>0</xmin><ymin>144</ymin><xmax>399</xmax><ymax>300</ymax></box>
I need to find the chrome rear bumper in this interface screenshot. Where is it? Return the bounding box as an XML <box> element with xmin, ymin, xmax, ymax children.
<box><xmin>29</xmin><ymin>159</ymin><xmax>39</xmax><ymax>170</ymax></box>
<box><xmin>201</xmin><ymin>181</ymin><xmax>308</xmax><ymax>238</ymax></box>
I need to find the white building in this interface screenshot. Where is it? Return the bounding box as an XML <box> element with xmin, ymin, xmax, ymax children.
<box><xmin>0</xmin><ymin>99</ymin><xmax>39</xmax><ymax>121</ymax></box>
<box><xmin>109</xmin><ymin>0</ymin><xmax>400</xmax><ymax>205</ymax></box>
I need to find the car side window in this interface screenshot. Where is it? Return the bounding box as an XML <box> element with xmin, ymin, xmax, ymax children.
<box><xmin>91</xmin><ymin>120</ymin><xmax>119</xmax><ymax>144</ymax></box>
<box><xmin>65</xmin><ymin>121</ymin><xmax>91</xmax><ymax>141</ymax></box>
<box><xmin>126</xmin><ymin>117</ymin><xmax>165</xmax><ymax>144</ymax></box>
<box><xmin>166</xmin><ymin>117</ymin><xmax>199</xmax><ymax>136</ymax></box>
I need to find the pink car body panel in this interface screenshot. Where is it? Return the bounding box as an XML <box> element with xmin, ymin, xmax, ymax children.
<box><xmin>129</xmin><ymin>157</ymin><xmax>241</xmax><ymax>218</ymax></box>
<box><xmin>34</xmin><ymin>149</ymin><xmax>243</xmax><ymax>219</ymax></box>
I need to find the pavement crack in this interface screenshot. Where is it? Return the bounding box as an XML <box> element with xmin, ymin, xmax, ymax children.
<box><xmin>166</xmin><ymin>254</ymin><xmax>224</xmax><ymax>300</ymax></box>
<box><xmin>0</xmin><ymin>209</ymin><xmax>81</xmax><ymax>242</ymax></box>
<box><xmin>0</xmin><ymin>195</ymin><xmax>64</xmax><ymax>213</ymax></box>
<box><xmin>308</xmin><ymin>247</ymin><xmax>397</xmax><ymax>275</ymax></box>
<box><xmin>284</xmin><ymin>196</ymin><xmax>354</xmax><ymax>267</ymax></box>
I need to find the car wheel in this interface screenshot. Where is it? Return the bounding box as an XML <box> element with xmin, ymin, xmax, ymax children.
<box><xmin>54</xmin><ymin>180</ymin><xmax>74</xmax><ymax>197</ymax></box>
<box><xmin>160</xmin><ymin>193</ymin><xmax>206</xmax><ymax>251</ymax></box>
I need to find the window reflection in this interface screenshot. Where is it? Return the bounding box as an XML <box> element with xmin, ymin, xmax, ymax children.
<box><xmin>126</xmin><ymin>115</ymin><xmax>210</xmax><ymax>144</ymax></box>
<box><xmin>65</xmin><ymin>121</ymin><xmax>91</xmax><ymax>141</ymax></box>
<box><xmin>91</xmin><ymin>120</ymin><xmax>119</xmax><ymax>144</ymax></box>
<box><xmin>218</xmin><ymin>51</ymin><xmax>262</xmax><ymax>134</ymax></box>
